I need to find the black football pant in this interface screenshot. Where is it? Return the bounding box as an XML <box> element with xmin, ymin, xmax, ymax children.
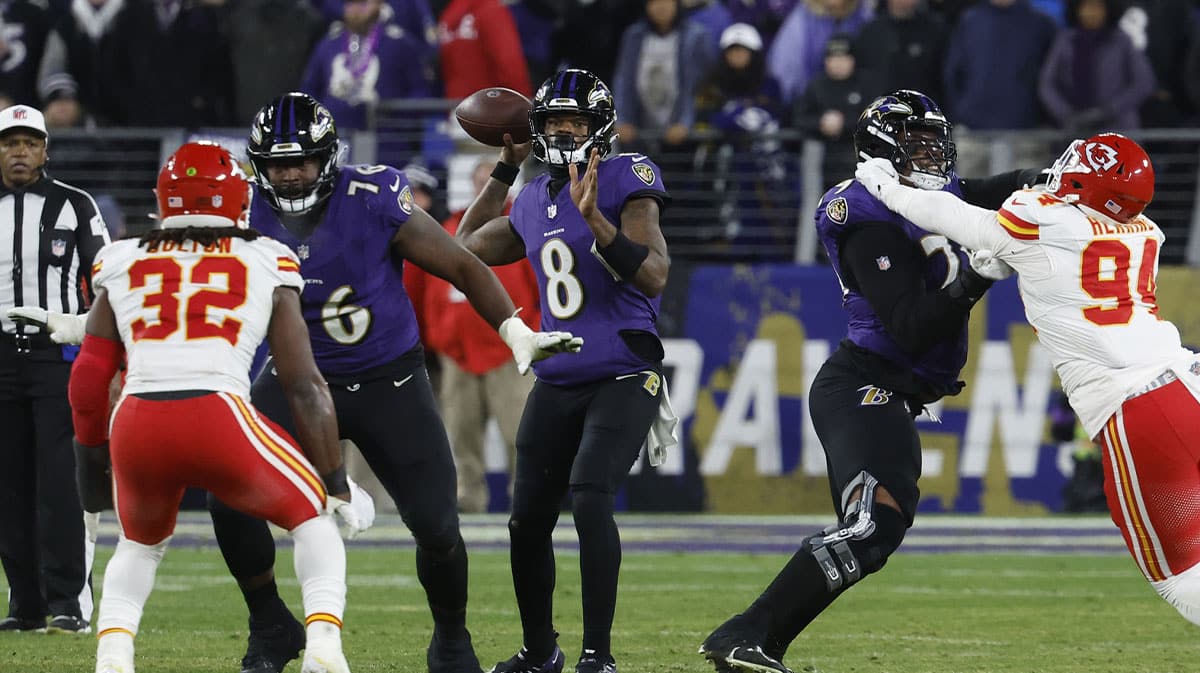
<box><xmin>0</xmin><ymin>344</ymin><xmax>88</xmax><ymax>621</ymax></box>
<box><xmin>743</xmin><ymin>343</ymin><xmax>921</xmax><ymax>658</ymax></box>
<box><xmin>208</xmin><ymin>350</ymin><xmax>467</xmax><ymax>631</ymax></box>
<box><xmin>507</xmin><ymin>371</ymin><xmax>662</xmax><ymax>659</ymax></box>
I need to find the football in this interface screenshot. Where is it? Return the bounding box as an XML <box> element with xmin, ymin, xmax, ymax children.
<box><xmin>454</xmin><ymin>87</ymin><xmax>532</xmax><ymax>147</ymax></box>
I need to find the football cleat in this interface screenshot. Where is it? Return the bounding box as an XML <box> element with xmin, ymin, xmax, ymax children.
<box><xmin>489</xmin><ymin>645</ymin><xmax>565</xmax><ymax>673</ymax></box>
<box><xmin>240</xmin><ymin>614</ymin><xmax>306</xmax><ymax>673</ymax></box>
<box><xmin>700</xmin><ymin>615</ymin><xmax>793</xmax><ymax>673</ymax></box>
<box><xmin>0</xmin><ymin>616</ymin><xmax>46</xmax><ymax>632</ymax></box>
<box><xmin>574</xmin><ymin>651</ymin><xmax>616</xmax><ymax>673</ymax></box>
<box><xmin>427</xmin><ymin>629</ymin><xmax>483</xmax><ymax>673</ymax></box>
<box><xmin>47</xmin><ymin>614</ymin><xmax>91</xmax><ymax>634</ymax></box>
<box><xmin>300</xmin><ymin>636</ymin><xmax>351</xmax><ymax>673</ymax></box>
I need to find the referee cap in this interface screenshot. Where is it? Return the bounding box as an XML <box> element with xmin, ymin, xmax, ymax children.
<box><xmin>0</xmin><ymin>105</ymin><xmax>48</xmax><ymax>139</ymax></box>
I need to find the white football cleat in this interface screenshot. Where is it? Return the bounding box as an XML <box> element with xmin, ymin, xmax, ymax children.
<box><xmin>302</xmin><ymin>636</ymin><xmax>351</xmax><ymax>673</ymax></box>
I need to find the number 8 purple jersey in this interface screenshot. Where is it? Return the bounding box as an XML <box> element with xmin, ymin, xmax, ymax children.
<box><xmin>509</xmin><ymin>153</ymin><xmax>671</xmax><ymax>385</ymax></box>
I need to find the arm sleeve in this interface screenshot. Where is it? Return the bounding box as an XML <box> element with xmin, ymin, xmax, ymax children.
<box><xmin>841</xmin><ymin>223</ymin><xmax>975</xmax><ymax>355</ymax></box>
<box><xmin>68</xmin><ymin>333</ymin><xmax>124</xmax><ymax>446</ymax></box>
<box><xmin>958</xmin><ymin>169</ymin><xmax>1045</xmax><ymax>209</ymax></box>
<box><xmin>877</xmin><ymin>183</ymin><xmax>1012</xmax><ymax>254</ymax></box>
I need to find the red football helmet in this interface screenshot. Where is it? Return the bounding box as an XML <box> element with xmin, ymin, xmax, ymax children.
<box><xmin>1046</xmin><ymin>132</ymin><xmax>1154</xmax><ymax>224</ymax></box>
<box><xmin>156</xmin><ymin>141</ymin><xmax>252</xmax><ymax>229</ymax></box>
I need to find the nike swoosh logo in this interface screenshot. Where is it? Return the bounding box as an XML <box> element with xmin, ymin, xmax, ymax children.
<box><xmin>390</xmin><ymin>175</ymin><xmax>401</xmax><ymax>192</ymax></box>
<box><xmin>393</xmin><ymin>374</ymin><xmax>414</xmax><ymax>387</ymax></box>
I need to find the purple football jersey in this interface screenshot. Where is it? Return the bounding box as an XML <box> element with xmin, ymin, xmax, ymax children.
<box><xmin>815</xmin><ymin>177</ymin><xmax>969</xmax><ymax>389</ymax></box>
<box><xmin>249</xmin><ymin>164</ymin><xmax>421</xmax><ymax>375</ymax></box>
<box><xmin>509</xmin><ymin>153</ymin><xmax>669</xmax><ymax>385</ymax></box>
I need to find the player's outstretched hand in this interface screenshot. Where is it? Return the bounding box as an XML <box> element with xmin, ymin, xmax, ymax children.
<box><xmin>500</xmin><ymin>133</ymin><xmax>532</xmax><ymax>168</ymax></box>
<box><xmin>968</xmin><ymin>249</ymin><xmax>1014</xmax><ymax>281</ymax></box>
<box><xmin>568</xmin><ymin>148</ymin><xmax>601</xmax><ymax>220</ymax></box>
<box><xmin>6</xmin><ymin>306</ymin><xmax>87</xmax><ymax>344</ymax></box>
<box><xmin>855</xmin><ymin>157</ymin><xmax>900</xmax><ymax>201</ymax></box>
<box><xmin>327</xmin><ymin>476</ymin><xmax>376</xmax><ymax>540</ymax></box>
<box><xmin>499</xmin><ymin>310</ymin><xmax>584</xmax><ymax>375</ymax></box>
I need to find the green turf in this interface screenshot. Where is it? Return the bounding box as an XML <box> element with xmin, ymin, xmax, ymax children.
<box><xmin>2</xmin><ymin>547</ymin><xmax>1197</xmax><ymax>673</ymax></box>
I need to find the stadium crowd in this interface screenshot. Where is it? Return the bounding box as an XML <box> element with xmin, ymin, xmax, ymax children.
<box><xmin>3</xmin><ymin>0</ymin><xmax>1198</xmax><ymax>139</ymax></box>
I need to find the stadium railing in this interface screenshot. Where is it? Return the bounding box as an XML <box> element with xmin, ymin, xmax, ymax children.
<box><xmin>50</xmin><ymin>102</ymin><xmax>1200</xmax><ymax>265</ymax></box>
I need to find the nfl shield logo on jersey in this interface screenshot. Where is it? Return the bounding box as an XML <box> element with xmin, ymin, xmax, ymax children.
<box><xmin>1190</xmin><ymin>361</ymin><xmax>1200</xmax><ymax>377</ymax></box>
<box><xmin>547</xmin><ymin>203</ymin><xmax>557</xmax><ymax>219</ymax></box>
<box><xmin>876</xmin><ymin>255</ymin><xmax>891</xmax><ymax>271</ymax></box>
<box><xmin>297</xmin><ymin>244</ymin><xmax>310</xmax><ymax>261</ymax></box>
<box><xmin>51</xmin><ymin>239</ymin><xmax>66</xmax><ymax>257</ymax></box>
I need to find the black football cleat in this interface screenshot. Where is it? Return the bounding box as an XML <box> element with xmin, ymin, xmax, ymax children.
<box><xmin>700</xmin><ymin>615</ymin><xmax>793</xmax><ymax>673</ymax></box>
<box><xmin>428</xmin><ymin>629</ymin><xmax>484</xmax><ymax>673</ymax></box>
<box><xmin>574</xmin><ymin>651</ymin><xmax>616</xmax><ymax>673</ymax></box>
<box><xmin>240</xmin><ymin>614</ymin><xmax>305</xmax><ymax>673</ymax></box>
<box><xmin>0</xmin><ymin>616</ymin><xmax>46</xmax><ymax>633</ymax></box>
<box><xmin>46</xmin><ymin>615</ymin><xmax>90</xmax><ymax>634</ymax></box>
<box><xmin>489</xmin><ymin>645</ymin><xmax>565</xmax><ymax>673</ymax></box>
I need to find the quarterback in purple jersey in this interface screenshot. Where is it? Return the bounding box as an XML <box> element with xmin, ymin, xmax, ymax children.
<box><xmin>699</xmin><ymin>90</ymin><xmax>1047</xmax><ymax>673</ymax></box>
<box><xmin>456</xmin><ymin>68</ymin><xmax>671</xmax><ymax>673</ymax></box>
<box><xmin>210</xmin><ymin>92</ymin><xmax>580</xmax><ymax>673</ymax></box>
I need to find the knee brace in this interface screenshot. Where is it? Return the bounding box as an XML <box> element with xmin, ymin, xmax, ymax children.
<box><xmin>807</xmin><ymin>471</ymin><xmax>907</xmax><ymax>592</ymax></box>
<box><xmin>1153</xmin><ymin>563</ymin><xmax>1200</xmax><ymax>627</ymax></box>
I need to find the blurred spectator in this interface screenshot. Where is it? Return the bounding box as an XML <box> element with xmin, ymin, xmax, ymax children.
<box><xmin>694</xmin><ymin>23</ymin><xmax>791</xmax><ymax>255</ymax></box>
<box><xmin>552</xmin><ymin>0</ymin><xmax>642</xmax><ymax>86</ymax></box>
<box><xmin>225</xmin><ymin>0</ymin><xmax>325</xmax><ymax>123</ymax></box>
<box><xmin>613</xmin><ymin>0</ymin><xmax>714</xmax><ymax>147</ymax></box>
<box><xmin>766</xmin><ymin>0</ymin><xmax>871</xmax><ymax>103</ymax></box>
<box><xmin>505</xmin><ymin>0</ymin><xmax>562</xmax><ymax>92</ymax></box>
<box><xmin>312</xmin><ymin>0</ymin><xmax>439</xmax><ymax>59</ymax></box>
<box><xmin>105</xmin><ymin>0</ymin><xmax>234</xmax><ymax>127</ymax></box>
<box><xmin>695</xmin><ymin>23</ymin><xmax>783</xmax><ymax>122</ymax></box>
<box><xmin>1119</xmin><ymin>0</ymin><xmax>1197</xmax><ymax>126</ymax></box>
<box><xmin>1039</xmin><ymin>0</ymin><xmax>1155</xmax><ymax>133</ymax></box>
<box><xmin>420</xmin><ymin>160</ymin><xmax>538</xmax><ymax>513</ymax></box>
<box><xmin>404</xmin><ymin>161</ymin><xmax>448</xmax><ymax>222</ymax></box>
<box><xmin>94</xmin><ymin>193</ymin><xmax>126</xmax><ymax>239</ymax></box>
<box><xmin>943</xmin><ymin>0</ymin><xmax>1056</xmax><ymax>130</ymax></box>
<box><xmin>0</xmin><ymin>0</ymin><xmax>55</xmax><ymax>108</ymax></box>
<box><xmin>38</xmin><ymin>0</ymin><xmax>122</xmax><ymax>127</ymax></box>
<box><xmin>852</xmin><ymin>0</ymin><xmax>947</xmax><ymax>102</ymax></box>
<box><xmin>727</xmin><ymin>0</ymin><xmax>796</xmax><ymax>46</ymax></box>
<box><xmin>685</xmin><ymin>0</ymin><xmax>734</xmax><ymax>53</ymax></box>
<box><xmin>302</xmin><ymin>0</ymin><xmax>435</xmax><ymax>133</ymax></box>
<box><xmin>793</xmin><ymin>33</ymin><xmax>874</xmax><ymax>187</ymax></box>
<box><xmin>438</xmin><ymin>0</ymin><xmax>532</xmax><ymax>97</ymax></box>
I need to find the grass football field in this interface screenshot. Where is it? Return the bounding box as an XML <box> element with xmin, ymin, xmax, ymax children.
<box><xmin>3</xmin><ymin>514</ymin><xmax>1197</xmax><ymax>673</ymax></box>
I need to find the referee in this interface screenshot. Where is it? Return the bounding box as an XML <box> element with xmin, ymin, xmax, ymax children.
<box><xmin>0</xmin><ymin>104</ymin><xmax>109</xmax><ymax>634</ymax></box>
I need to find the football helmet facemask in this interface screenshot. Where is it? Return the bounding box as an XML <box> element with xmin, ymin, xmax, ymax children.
<box><xmin>247</xmin><ymin>92</ymin><xmax>342</xmax><ymax>214</ymax></box>
<box><xmin>156</xmin><ymin>141</ymin><xmax>252</xmax><ymax>229</ymax></box>
<box><xmin>854</xmin><ymin>89</ymin><xmax>956</xmax><ymax>191</ymax></box>
<box><xmin>530</xmin><ymin>69</ymin><xmax>617</xmax><ymax>167</ymax></box>
<box><xmin>1046</xmin><ymin>132</ymin><xmax>1154</xmax><ymax>224</ymax></box>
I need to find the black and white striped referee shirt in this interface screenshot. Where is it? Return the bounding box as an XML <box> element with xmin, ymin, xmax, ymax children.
<box><xmin>0</xmin><ymin>173</ymin><xmax>110</xmax><ymax>336</ymax></box>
